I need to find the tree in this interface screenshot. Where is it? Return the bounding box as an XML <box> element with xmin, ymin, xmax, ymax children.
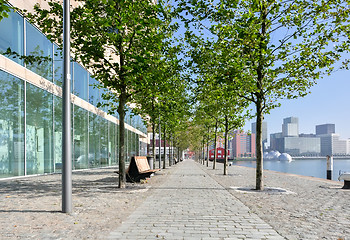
<box><xmin>179</xmin><ymin>0</ymin><xmax>350</xmax><ymax>190</ymax></box>
<box><xmin>0</xmin><ymin>0</ymin><xmax>10</xmax><ymax>21</ymax></box>
<box><xmin>28</xmin><ymin>0</ymin><xmax>174</xmax><ymax>188</ymax></box>
<box><xmin>186</xmin><ymin>32</ymin><xmax>249</xmax><ymax>174</ymax></box>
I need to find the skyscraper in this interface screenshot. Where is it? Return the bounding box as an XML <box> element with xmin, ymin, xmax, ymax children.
<box><xmin>282</xmin><ymin>117</ymin><xmax>299</xmax><ymax>137</ymax></box>
<box><xmin>316</xmin><ymin>124</ymin><xmax>335</xmax><ymax>135</ymax></box>
<box><xmin>251</xmin><ymin>122</ymin><xmax>267</xmax><ymax>150</ymax></box>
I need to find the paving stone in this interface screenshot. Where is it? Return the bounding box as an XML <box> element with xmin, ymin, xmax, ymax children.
<box><xmin>108</xmin><ymin>160</ymin><xmax>284</xmax><ymax>239</ymax></box>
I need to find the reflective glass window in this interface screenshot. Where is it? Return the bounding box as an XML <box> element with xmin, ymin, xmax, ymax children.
<box><xmin>100</xmin><ymin>88</ymin><xmax>109</xmax><ymax>112</ymax></box>
<box><xmin>0</xmin><ymin>9</ymin><xmax>24</xmax><ymax>65</ymax></box>
<box><xmin>125</xmin><ymin>128</ymin><xmax>129</xmax><ymax>163</ymax></box>
<box><xmin>53</xmin><ymin>96</ymin><xmax>62</xmax><ymax>172</ymax></box>
<box><xmin>135</xmin><ymin>133</ymin><xmax>140</xmax><ymax>156</ymax></box>
<box><xmin>26</xmin><ymin>21</ymin><xmax>53</xmax><ymax>81</ymax></box>
<box><xmin>100</xmin><ymin>118</ymin><xmax>108</xmax><ymax>167</ymax></box>
<box><xmin>74</xmin><ymin>106</ymin><xmax>89</xmax><ymax>169</ymax></box>
<box><xmin>89</xmin><ymin>76</ymin><xmax>100</xmax><ymax>106</ymax></box>
<box><xmin>53</xmin><ymin>44</ymin><xmax>63</xmax><ymax>88</ymax></box>
<box><xmin>108</xmin><ymin>122</ymin><xmax>117</xmax><ymax>165</ymax></box>
<box><xmin>116</xmin><ymin>123</ymin><xmax>119</xmax><ymax>164</ymax></box>
<box><xmin>26</xmin><ymin>83</ymin><xmax>54</xmax><ymax>175</ymax></box>
<box><xmin>89</xmin><ymin>112</ymin><xmax>100</xmax><ymax>168</ymax></box>
<box><xmin>73</xmin><ymin>62</ymin><xmax>88</xmax><ymax>101</ymax></box>
<box><xmin>0</xmin><ymin>70</ymin><xmax>25</xmax><ymax>178</ymax></box>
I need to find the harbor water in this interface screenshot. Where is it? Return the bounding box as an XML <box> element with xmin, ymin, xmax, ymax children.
<box><xmin>232</xmin><ymin>158</ymin><xmax>350</xmax><ymax>181</ymax></box>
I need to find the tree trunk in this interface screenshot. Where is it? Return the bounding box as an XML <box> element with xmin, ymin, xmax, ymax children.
<box><xmin>163</xmin><ymin>126</ymin><xmax>166</xmax><ymax>169</ymax></box>
<box><xmin>224</xmin><ymin>116</ymin><xmax>228</xmax><ymax>175</ymax></box>
<box><xmin>206</xmin><ymin>127</ymin><xmax>210</xmax><ymax>167</ymax></box>
<box><xmin>213</xmin><ymin>120</ymin><xmax>218</xmax><ymax>170</ymax></box>
<box><xmin>255</xmin><ymin>98</ymin><xmax>264</xmax><ymax>190</ymax></box>
<box><xmin>169</xmin><ymin>134</ymin><xmax>172</xmax><ymax>166</ymax></box>
<box><xmin>255</xmin><ymin>0</ymin><xmax>267</xmax><ymax>191</ymax></box>
<box><xmin>117</xmin><ymin>95</ymin><xmax>126</xmax><ymax>188</ymax></box>
<box><xmin>202</xmin><ymin>138</ymin><xmax>205</xmax><ymax>165</ymax></box>
<box><xmin>152</xmin><ymin>120</ymin><xmax>156</xmax><ymax>169</ymax></box>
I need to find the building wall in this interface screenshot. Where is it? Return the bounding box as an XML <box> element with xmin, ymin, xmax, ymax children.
<box><xmin>251</xmin><ymin>122</ymin><xmax>267</xmax><ymax>150</ymax></box>
<box><xmin>0</xmin><ymin>7</ymin><xmax>147</xmax><ymax>178</ymax></box>
<box><xmin>282</xmin><ymin>117</ymin><xmax>299</xmax><ymax>137</ymax></box>
<box><xmin>318</xmin><ymin>134</ymin><xmax>348</xmax><ymax>156</ymax></box>
<box><xmin>270</xmin><ymin>132</ymin><xmax>282</xmax><ymax>150</ymax></box>
<box><xmin>232</xmin><ymin>131</ymin><xmax>255</xmax><ymax>158</ymax></box>
<box><xmin>316</xmin><ymin>124</ymin><xmax>335</xmax><ymax>135</ymax></box>
<box><xmin>284</xmin><ymin>137</ymin><xmax>320</xmax><ymax>156</ymax></box>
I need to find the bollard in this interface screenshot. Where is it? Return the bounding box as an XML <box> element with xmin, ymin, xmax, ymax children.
<box><xmin>147</xmin><ymin>156</ymin><xmax>154</xmax><ymax>170</ymax></box>
<box><xmin>326</xmin><ymin>155</ymin><xmax>333</xmax><ymax>180</ymax></box>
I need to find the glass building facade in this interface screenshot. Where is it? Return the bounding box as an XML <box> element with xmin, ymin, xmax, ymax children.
<box><xmin>0</xmin><ymin>8</ymin><xmax>147</xmax><ymax>179</ymax></box>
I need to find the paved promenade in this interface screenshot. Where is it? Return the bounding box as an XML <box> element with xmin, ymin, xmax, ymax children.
<box><xmin>1</xmin><ymin>159</ymin><xmax>349</xmax><ymax>239</ymax></box>
<box><xmin>109</xmin><ymin>160</ymin><xmax>283</xmax><ymax>239</ymax></box>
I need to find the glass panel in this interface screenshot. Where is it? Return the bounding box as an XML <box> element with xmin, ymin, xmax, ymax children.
<box><xmin>89</xmin><ymin>112</ymin><xmax>100</xmax><ymax>168</ymax></box>
<box><xmin>0</xmin><ymin>9</ymin><xmax>24</xmax><ymax>65</ymax></box>
<box><xmin>74</xmin><ymin>106</ymin><xmax>89</xmax><ymax>169</ymax></box>
<box><xmin>125</xmin><ymin>128</ymin><xmax>129</xmax><ymax>163</ymax></box>
<box><xmin>25</xmin><ymin>21</ymin><xmax>53</xmax><ymax>81</ymax></box>
<box><xmin>0</xmin><ymin>70</ymin><xmax>25</xmax><ymax>178</ymax></box>
<box><xmin>116</xmin><ymin>122</ymin><xmax>119</xmax><ymax>164</ymax></box>
<box><xmin>100</xmin><ymin>88</ymin><xmax>109</xmax><ymax>112</ymax></box>
<box><xmin>26</xmin><ymin>83</ymin><xmax>54</xmax><ymax>175</ymax></box>
<box><xmin>136</xmin><ymin>133</ymin><xmax>140</xmax><ymax>156</ymax></box>
<box><xmin>108</xmin><ymin>122</ymin><xmax>116</xmax><ymax>165</ymax></box>
<box><xmin>53</xmin><ymin>96</ymin><xmax>62</xmax><ymax>172</ymax></box>
<box><xmin>53</xmin><ymin>44</ymin><xmax>63</xmax><ymax>88</ymax></box>
<box><xmin>100</xmin><ymin>118</ymin><xmax>108</xmax><ymax>167</ymax></box>
<box><xmin>89</xmin><ymin>76</ymin><xmax>100</xmax><ymax>106</ymax></box>
<box><xmin>73</xmin><ymin>62</ymin><xmax>88</xmax><ymax>101</ymax></box>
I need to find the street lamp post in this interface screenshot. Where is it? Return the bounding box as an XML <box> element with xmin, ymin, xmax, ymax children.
<box><xmin>62</xmin><ymin>0</ymin><xmax>72</xmax><ymax>213</ymax></box>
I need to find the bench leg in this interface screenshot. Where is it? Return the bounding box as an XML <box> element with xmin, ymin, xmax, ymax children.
<box><xmin>342</xmin><ymin>180</ymin><xmax>350</xmax><ymax>189</ymax></box>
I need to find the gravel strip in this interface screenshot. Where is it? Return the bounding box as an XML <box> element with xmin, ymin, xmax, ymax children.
<box><xmin>0</xmin><ymin>166</ymin><xmax>174</xmax><ymax>239</ymax></box>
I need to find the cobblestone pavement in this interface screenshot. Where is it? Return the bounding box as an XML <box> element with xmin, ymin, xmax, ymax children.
<box><xmin>199</xmin><ymin>160</ymin><xmax>350</xmax><ymax>240</ymax></box>
<box><xmin>109</xmin><ymin>160</ymin><xmax>283</xmax><ymax>240</ymax></box>
<box><xmin>2</xmin><ymin>159</ymin><xmax>349</xmax><ymax>239</ymax></box>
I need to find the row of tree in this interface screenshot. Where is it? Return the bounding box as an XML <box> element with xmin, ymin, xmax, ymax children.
<box><xmin>177</xmin><ymin>0</ymin><xmax>350</xmax><ymax>190</ymax></box>
<box><xmin>0</xmin><ymin>0</ymin><xmax>193</xmax><ymax>188</ymax></box>
<box><xmin>2</xmin><ymin>0</ymin><xmax>350</xmax><ymax>191</ymax></box>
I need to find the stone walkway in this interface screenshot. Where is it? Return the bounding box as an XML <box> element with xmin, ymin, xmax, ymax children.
<box><xmin>109</xmin><ymin>160</ymin><xmax>283</xmax><ymax>240</ymax></box>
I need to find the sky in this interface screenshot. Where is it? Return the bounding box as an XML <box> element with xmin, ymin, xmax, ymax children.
<box><xmin>243</xmin><ymin>69</ymin><xmax>350</xmax><ymax>140</ymax></box>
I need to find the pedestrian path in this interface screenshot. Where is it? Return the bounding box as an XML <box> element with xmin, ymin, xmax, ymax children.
<box><xmin>108</xmin><ymin>160</ymin><xmax>284</xmax><ymax>240</ymax></box>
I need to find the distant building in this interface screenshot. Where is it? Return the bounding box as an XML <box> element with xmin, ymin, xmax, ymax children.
<box><xmin>252</xmin><ymin>122</ymin><xmax>267</xmax><ymax>150</ymax></box>
<box><xmin>282</xmin><ymin>117</ymin><xmax>299</xmax><ymax>137</ymax></box>
<box><xmin>209</xmin><ymin>147</ymin><xmax>230</xmax><ymax>160</ymax></box>
<box><xmin>318</xmin><ymin>133</ymin><xmax>347</xmax><ymax>156</ymax></box>
<box><xmin>230</xmin><ymin>130</ymin><xmax>256</xmax><ymax>158</ymax></box>
<box><xmin>270</xmin><ymin>132</ymin><xmax>283</xmax><ymax>151</ymax></box>
<box><xmin>270</xmin><ymin>117</ymin><xmax>320</xmax><ymax>156</ymax></box>
<box><xmin>315</xmin><ymin>124</ymin><xmax>347</xmax><ymax>156</ymax></box>
<box><xmin>316</xmin><ymin>124</ymin><xmax>335</xmax><ymax>135</ymax></box>
<box><xmin>276</xmin><ymin>137</ymin><xmax>321</xmax><ymax>156</ymax></box>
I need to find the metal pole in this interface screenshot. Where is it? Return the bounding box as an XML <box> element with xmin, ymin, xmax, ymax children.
<box><xmin>159</xmin><ymin>115</ymin><xmax>161</xmax><ymax>169</ymax></box>
<box><xmin>326</xmin><ymin>155</ymin><xmax>333</xmax><ymax>180</ymax></box>
<box><xmin>62</xmin><ymin>0</ymin><xmax>72</xmax><ymax>213</ymax></box>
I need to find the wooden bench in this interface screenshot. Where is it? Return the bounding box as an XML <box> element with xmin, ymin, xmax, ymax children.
<box><xmin>126</xmin><ymin>156</ymin><xmax>160</xmax><ymax>182</ymax></box>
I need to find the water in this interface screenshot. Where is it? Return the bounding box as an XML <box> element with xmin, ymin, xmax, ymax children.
<box><xmin>232</xmin><ymin>158</ymin><xmax>350</xmax><ymax>180</ymax></box>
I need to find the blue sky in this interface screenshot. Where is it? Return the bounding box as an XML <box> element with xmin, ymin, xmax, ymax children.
<box><xmin>244</xmin><ymin>69</ymin><xmax>350</xmax><ymax>140</ymax></box>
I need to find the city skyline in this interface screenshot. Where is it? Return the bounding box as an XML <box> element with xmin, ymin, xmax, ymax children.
<box><xmin>244</xmin><ymin>68</ymin><xmax>350</xmax><ymax>139</ymax></box>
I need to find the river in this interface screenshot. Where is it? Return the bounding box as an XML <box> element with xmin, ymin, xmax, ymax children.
<box><xmin>232</xmin><ymin>158</ymin><xmax>350</xmax><ymax>180</ymax></box>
